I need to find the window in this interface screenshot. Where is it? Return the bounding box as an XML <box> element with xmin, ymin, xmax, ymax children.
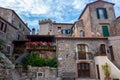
<box><xmin>77</xmin><ymin>44</ymin><xmax>88</xmax><ymax>59</ymax></box>
<box><xmin>57</xmin><ymin>27</ymin><xmax>61</xmax><ymax>30</ymax></box>
<box><xmin>0</xmin><ymin>21</ymin><xmax>7</xmax><ymax>33</ymax></box>
<box><xmin>23</xmin><ymin>27</ymin><xmax>25</xmax><ymax>31</ymax></box>
<box><xmin>77</xmin><ymin>44</ymin><xmax>88</xmax><ymax>52</ymax></box>
<box><xmin>18</xmin><ymin>34</ymin><xmax>20</xmax><ymax>40</ymax></box>
<box><xmin>0</xmin><ymin>22</ymin><xmax>4</xmax><ymax>30</ymax></box>
<box><xmin>96</xmin><ymin>8</ymin><xmax>108</xmax><ymax>19</ymax></box>
<box><xmin>4</xmin><ymin>24</ymin><xmax>7</xmax><ymax>32</ymax></box>
<box><xmin>61</xmin><ymin>29</ymin><xmax>72</xmax><ymax>35</ymax></box>
<box><xmin>19</xmin><ymin>23</ymin><xmax>22</xmax><ymax>29</ymax></box>
<box><xmin>80</xmin><ymin>30</ymin><xmax>85</xmax><ymax>37</ymax></box>
<box><xmin>100</xmin><ymin>44</ymin><xmax>106</xmax><ymax>54</ymax></box>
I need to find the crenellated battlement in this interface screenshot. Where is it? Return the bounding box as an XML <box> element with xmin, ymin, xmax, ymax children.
<box><xmin>39</xmin><ymin>18</ymin><xmax>53</xmax><ymax>24</ymax></box>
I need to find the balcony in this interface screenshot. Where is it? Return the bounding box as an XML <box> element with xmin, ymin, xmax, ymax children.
<box><xmin>25</xmin><ymin>42</ymin><xmax>56</xmax><ymax>51</ymax></box>
<box><xmin>77</xmin><ymin>52</ymin><xmax>94</xmax><ymax>60</ymax></box>
<box><xmin>26</xmin><ymin>46</ymin><xmax>56</xmax><ymax>51</ymax></box>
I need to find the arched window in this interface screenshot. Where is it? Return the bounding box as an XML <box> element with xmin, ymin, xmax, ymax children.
<box><xmin>80</xmin><ymin>30</ymin><xmax>85</xmax><ymax>37</ymax></box>
<box><xmin>100</xmin><ymin>44</ymin><xmax>106</xmax><ymax>54</ymax></box>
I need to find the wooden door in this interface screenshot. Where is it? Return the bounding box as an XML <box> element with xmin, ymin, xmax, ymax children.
<box><xmin>77</xmin><ymin>63</ymin><xmax>90</xmax><ymax>78</ymax></box>
<box><xmin>109</xmin><ymin>46</ymin><xmax>115</xmax><ymax>61</ymax></box>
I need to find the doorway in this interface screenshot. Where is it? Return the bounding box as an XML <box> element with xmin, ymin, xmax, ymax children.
<box><xmin>77</xmin><ymin>63</ymin><xmax>90</xmax><ymax>78</ymax></box>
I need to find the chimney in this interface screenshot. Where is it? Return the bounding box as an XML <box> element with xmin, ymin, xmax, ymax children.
<box><xmin>32</xmin><ymin>28</ymin><xmax>35</xmax><ymax>35</ymax></box>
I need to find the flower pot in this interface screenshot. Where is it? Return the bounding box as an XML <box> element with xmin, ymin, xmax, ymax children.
<box><xmin>104</xmin><ymin>76</ymin><xmax>111</xmax><ymax>80</ymax></box>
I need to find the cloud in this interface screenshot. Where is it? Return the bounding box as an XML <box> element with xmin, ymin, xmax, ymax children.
<box><xmin>0</xmin><ymin>0</ymin><xmax>120</xmax><ymax>30</ymax></box>
<box><xmin>72</xmin><ymin>0</ymin><xmax>87</xmax><ymax>10</ymax></box>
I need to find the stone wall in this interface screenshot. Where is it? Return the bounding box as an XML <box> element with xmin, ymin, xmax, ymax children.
<box><xmin>110</xmin><ymin>17</ymin><xmax>120</xmax><ymax>36</ymax></box>
<box><xmin>0</xmin><ymin>7</ymin><xmax>30</xmax><ymax>55</ymax></box>
<box><xmin>56</xmin><ymin>37</ymin><xmax>108</xmax><ymax>79</ymax></box>
<box><xmin>28</xmin><ymin>66</ymin><xmax>57</xmax><ymax>80</ymax></box>
<box><xmin>89</xmin><ymin>1</ymin><xmax>115</xmax><ymax>37</ymax></box>
<box><xmin>52</xmin><ymin>23</ymin><xmax>73</xmax><ymax>36</ymax></box>
<box><xmin>78</xmin><ymin>1</ymin><xmax>116</xmax><ymax>37</ymax></box>
<box><xmin>0</xmin><ymin>18</ymin><xmax>17</xmax><ymax>55</ymax></box>
<box><xmin>108</xmin><ymin>36</ymin><xmax>120</xmax><ymax>69</ymax></box>
<box><xmin>80</xmin><ymin>5</ymin><xmax>92</xmax><ymax>37</ymax></box>
<box><xmin>72</xmin><ymin>20</ymin><xmax>85</xmax><ymax>37</ymax></box>
<box><xmin>0</xmin><ymin>7</ymin><xmax>30</xmax><ymax>40</ymax></box>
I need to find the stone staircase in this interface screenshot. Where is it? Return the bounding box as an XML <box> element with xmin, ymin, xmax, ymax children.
<box><xmin>16</xmin><ymin>50</ymin><xmax>29</xmax><ymax>64</ymax></box>
<box><xmin>0</xmin><ymin>52</ymin><xmax>14</xmax><ymax>68</ymax></box>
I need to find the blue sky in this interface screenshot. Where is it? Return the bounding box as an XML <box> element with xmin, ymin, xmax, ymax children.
<box><xmin>0</xmin><ymin>0</ymin><xmax>120</xmax><ymax>30</ymax></box>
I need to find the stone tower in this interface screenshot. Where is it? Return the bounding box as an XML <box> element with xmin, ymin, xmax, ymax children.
<box><xmin>39</xmin><ymin>19</ymin><xmax>53</xmax><ymax>35</ymax></box>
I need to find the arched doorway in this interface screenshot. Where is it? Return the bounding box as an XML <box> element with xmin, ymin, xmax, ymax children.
<box><xmin>77</xmin><ymin>63</ymin><xmax>90</xmax><ymax>78</ymax></box>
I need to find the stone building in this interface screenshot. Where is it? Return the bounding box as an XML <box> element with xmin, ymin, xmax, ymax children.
<box><xmin>38</xmin><ymin>0</ymin><xmax>120</xmax><ymax>80</ymax></box>
<box><xmin>1</xmin><ymin>0</ymin><xmax>120</xmax><ymax>80</ymax></box>
<box><xmin>39</xmin><ymin>19</ymin><xmax>73</xmax><ymax>36</ymax></box>
<box><xmin>0</xmin><ymin>7</ymin><xmax>31</xmax><ymax>55</ymax></box>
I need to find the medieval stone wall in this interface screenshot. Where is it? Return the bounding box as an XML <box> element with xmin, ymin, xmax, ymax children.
<box><xmin>56</xmin><ymin>37</ymin><xmax>108</xmax><ymax>79</ymax></box>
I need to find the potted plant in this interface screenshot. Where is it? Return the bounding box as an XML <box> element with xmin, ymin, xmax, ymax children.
<box><xmin>102</xmin><ymin>63</ymin><xmax>111</xmax><ymax>80</ymax></box>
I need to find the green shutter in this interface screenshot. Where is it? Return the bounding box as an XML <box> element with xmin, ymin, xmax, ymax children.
<box><xmin>102</xmin><ymin>26</ymin><xmax>109</xmax><ymax>37</ymax></box>
<box><xmin>104</xmin><ymin>8</ymin><xmax>108</xmax><ymax>19</ymax></box>
<box><xmin>96</xmin><ymin>8</ymin><xmax>100</xmax><ymax>19</ymax></box>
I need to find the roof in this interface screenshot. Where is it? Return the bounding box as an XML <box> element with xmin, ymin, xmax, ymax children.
<box><xmin>26</xmin><ymin>35</ymin><xmax>55</xmax><ymax>42</ymax></box>
<box><xmin>53</xmin><ymin>22</ymin><xmax>73</xmax><ymax>25</ymax></box>
<box><xmin>12</xmin><ymin>40</ymin><xmax>29</xmax><ymax>44</ymax></box>
<box><xmin>0</xmin><ymin>7</ymin><xmax>31</xmax><ymax>31</ymax></box>
<box><xmin>78</xmin><ymin>0</ymin><xmax>115</xmax><ymax>19</ymax></box>
<box><xmin>0</xmin><ymin>16</ymin><xmax>17</xmax><ymax>29</ymax></box>
<box><xmin>116</xmin><ymin>16</ymin><xmax>120</xmax><ymax>20</ymax></box>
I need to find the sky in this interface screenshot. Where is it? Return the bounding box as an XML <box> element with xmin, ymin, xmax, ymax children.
<box><xmin>0</xmin><ymin>0</ymin><xmax>120</xmax><ymax>30</ymax></box>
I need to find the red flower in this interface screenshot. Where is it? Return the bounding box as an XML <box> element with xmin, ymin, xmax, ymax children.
<box><xmin>46</xmin><ymin>42</ymin><xmax>52</xmax><ymax>46</ymax></box>
<box><xmin>36</xmin><ymin>42</ymin><xmax>42</xmax><ymax>46</ymax></box>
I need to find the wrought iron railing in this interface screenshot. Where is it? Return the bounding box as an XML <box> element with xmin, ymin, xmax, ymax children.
<box><xmin>77</xmin><ymin>52</ymin><xmax>94</xmax><ymax>60</ymax></box>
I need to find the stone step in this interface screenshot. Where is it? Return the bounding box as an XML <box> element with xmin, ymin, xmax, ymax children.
<box><xmin>77</xmin><ymin>78</ymin><xmax>97</xmax><ymax>80</ymax></box>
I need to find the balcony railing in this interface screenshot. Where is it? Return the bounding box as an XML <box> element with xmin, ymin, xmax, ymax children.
<box><xmin>26</xmin><ymin>46</ymin><xmax>56</xmax><ymax>51</ymax></box>
<box><xmin>78</xmin><ymin>52</ymin><xmax>86</xmax><ymax>59</ymax></box>
<box><xmin>77</xmin><ymin>52</ymin><xmax>94</xmax><ymax>60</ymax></box>
<box><xmin>25</xmin><ymin>42</ymin><xmax>56</xmax><ymax>51</ymax></box>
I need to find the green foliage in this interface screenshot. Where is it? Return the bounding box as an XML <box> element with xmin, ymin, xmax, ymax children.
<box><xmin>0</xmin><ymin>39</ymin><xmax>4</xmax><ymax>46</ymax></box>
<box><xmin>22</xmin><ymin>53</ymin><xmax>57</xmax><ymax>68</ymax></box>
<box><xmin>102</xmin><ymin>63</ymin><xmax>110</xmax><ymax>76</ymax></box>
<box><xmin>45</xmin><ymin>57</ymin><xmax>58</xmax><ymax>68</ymax></box>
<box><xmin>0</xmin><ymin>39</ymin><xmax>5</xmax><ymax>51</ymax></box>
<box><xmin>22</xmin><ymin>53</ymin><xmax>45</xmax><ymax>67</ymax></box>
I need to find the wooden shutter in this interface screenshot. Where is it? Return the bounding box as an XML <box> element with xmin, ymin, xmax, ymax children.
<box><xmin>61</xmin><ymin>29</ymin><xmax>63</xmax><ymax>34</ymax></box>
<box><xmin>102</xmin><ymin>26</ymin><xmax>109</xmax><ymax>37</ymax></box>
<box><xmin>4</xmin><ymin>24</ymin><xmax>7</xmax><ymax>32</ymax></box>
<box><xmin>109</xmin><ymin>46</ymin><xmax>115</xmax><ymax>61</ymax></box>
<box><xmin>96</xmin><ymin>8</ymin><xmax>100</xmax><ymax>19</ymax></box>
<box><xmin>103</xmin><ymin>8</ymin><xmax>108</xmax><ymax>19</ymax></box>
